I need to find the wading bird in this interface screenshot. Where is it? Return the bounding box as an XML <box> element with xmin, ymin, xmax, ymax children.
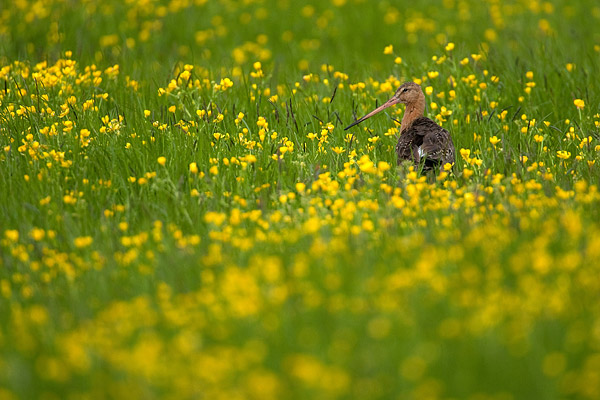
<box><xmin>345</xmin><ymin>82</ymin><xmax>455</xmax><ymax>171</ymax></box>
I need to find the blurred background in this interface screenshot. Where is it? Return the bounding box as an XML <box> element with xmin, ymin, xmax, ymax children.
<box><xmin>2</xmin><ymin>0</ymin><xmax>599</xmax><ymax>80</ymax></box>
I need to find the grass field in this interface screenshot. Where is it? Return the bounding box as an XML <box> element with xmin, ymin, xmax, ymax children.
<box><xmin>1</xmin><ymin>0</ymin><xmax>600</xmax><ymax>399</ymax></box>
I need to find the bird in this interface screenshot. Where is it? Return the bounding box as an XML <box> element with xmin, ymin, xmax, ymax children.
<box><xmin>345</xmin><ymin>82</ymin><xmax>455</xmax><ymax>172</ymax></box>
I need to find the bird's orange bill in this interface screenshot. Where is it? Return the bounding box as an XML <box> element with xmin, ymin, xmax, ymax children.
<box><xmin>344</xmin><ymin>96</ymin><xmax>401</xmax><ymax>130</ymax></box>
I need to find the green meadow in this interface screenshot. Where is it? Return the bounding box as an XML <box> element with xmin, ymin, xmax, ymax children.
<box><xmin>1</xmin><ymin>0</ymin><xmax>600</xmax><ymax>399</ymax></box>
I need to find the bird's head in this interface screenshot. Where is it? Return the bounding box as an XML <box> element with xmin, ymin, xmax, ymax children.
<box><xmin>393</xmin><ymin>81</ymin><xmax>422</xmax><ymax>104</ymax></box>
<box><xmin>345</xmin><ymin>81</ymin><xmax>423</xmax><ymax>130</ymax></box>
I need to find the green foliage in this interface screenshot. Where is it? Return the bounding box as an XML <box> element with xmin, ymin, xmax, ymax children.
<box><xmin>1</xmin><ymin>1</ymin><xmax>600</xmax><ymax>399</ymax></box>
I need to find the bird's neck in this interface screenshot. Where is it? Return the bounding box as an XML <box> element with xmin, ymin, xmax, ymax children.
<box><xmin>401</xmin><ymin>96</ymin><xmax>425</xmax><ymax>133</ymax></box>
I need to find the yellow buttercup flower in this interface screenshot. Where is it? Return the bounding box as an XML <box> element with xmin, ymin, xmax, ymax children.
<box><xmin>556</xmin><ymin>150</ymin><xmax>571</xmax><ymax>159</ymax></box>
<box><xmin>74</xmin><ymin>236</ymin><xmax>93</xmax><ymax>248</ymax></box>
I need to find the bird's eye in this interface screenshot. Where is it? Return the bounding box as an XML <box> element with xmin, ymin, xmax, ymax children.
<box><xmin>401</xmin><ymin>88</ymin><xmax>408</xmax><ymax>93</ymax></box>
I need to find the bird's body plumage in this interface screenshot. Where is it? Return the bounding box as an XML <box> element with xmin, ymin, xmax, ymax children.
<box><xmin>396</xmin><ymin>116</ymin><xmax>455</xmax><ymax>170</ymax></box>
<box><xmin>345</xmin><ymin>81</ymin><xmax>455</xmax><ymax>172</ymax></box>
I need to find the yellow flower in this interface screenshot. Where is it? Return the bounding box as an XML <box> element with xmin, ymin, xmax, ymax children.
<box><xmin>357</xmin><ymin>155</ymin><xmax>377</xmax><ymax>174</ymax></box>
<box><xmin>168</xmin><ymin>105</ymin><xmax>176</xmax><ymax>113</ymax></box>
<box><xmin>394</xmin><ymin>57</ymin><xmax>402</xmax><ymax>64</ymax></box>
<box><xmin>445</xmin><ymin>42</ymin><xmax>455</xmax><ymax>51</ymax></box>
<box><xmin>4</xmin><ymin>230</ymin><xmax>19</xmax><ymax>242</ymax></box>
<box><xmin>556</xmin><ymin>150</ymin><xmax>571</xmax><ymax>159</ymax></box>
<box><xmin>63</xmin><ymin>194</ymin><xmax>77</xmax><ymax>205</ymax></box>
<box><xmin>459</xmin><ymin>148</ymin><xmax>471</xmax><ymax>160</ymax></box>
<box><xmin>30</xmin><ymin>228</ymin><xmax>45</xmax><ymax>241</ymax></box>
<box><xmin>377</xmin><ymin>161</ymin><xmax>391</xmax><ymax>172</ymax></box>
<box><xmin>209</xmin><ymin>165</ymin><xmax>219</xmax><ymax>175</ymax></box>
<box><xmin>489</xmin><ymin>136</ymin><xmax>501</xmax><ymax>146</ymax></box>
<box><xmin>383</xmin><ymin>45</ymin><xmax>394</xmax><ymax>55</ymax></box>
<box><xmin>74</xmin><ymin>236</ymin><xmax>93</xmax><ymax>248</ymax></box>
<box><xmin>573</xmin><ymin>99</ymin><xmax>585</xmax><ymax>109</ymax></box>
<box><xmin>257</xmin><ymin>116</ymin><xmax>268</xmax><ymax>127</ymax></box>
<box><xmin>296</xmin><ymin>182</ymin><xmax>306</xmax><ymax>193</ymax></box>
<box><xmin>189</xmin><ymin>162</ymin><xmax>198</xmax><ymax>174</ymax></box>
<box><xmin>157</xmin><ymin>156</ymin><xmax>166</xmax><ymax>166</ymax></box>
<box><xmin>484</xmin><ymin>28</ymin><xmax>497</xmax><ymax>41</ymax></box>
<box><xmin>144</xmin><ymin>110</ymin><xmax>151</xmax><ymax>118</ymax></box>
<box><xmin>219</xmin><ymin>77</ymin><xmax>233</xmax><ymax>90</ymax></box>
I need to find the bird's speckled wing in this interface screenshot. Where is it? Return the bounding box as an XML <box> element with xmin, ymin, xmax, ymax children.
<box><xmin>395</xmin><ymin>129</ymin><xmax>420</xmax><ymax>163</ymax></box>
<box><xmin>411</xmin><ymin>117</ymin><xmax>455</xmax><ymax>167</ymax></box>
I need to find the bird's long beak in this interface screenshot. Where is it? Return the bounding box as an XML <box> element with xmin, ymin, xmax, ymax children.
<box><xmin>344</xmin><ymin>96</ymin><xmax>402</xmax><ymax>130</ymax></box>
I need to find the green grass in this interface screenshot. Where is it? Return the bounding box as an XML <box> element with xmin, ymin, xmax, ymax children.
<box><xmin>1</xmin><ymin>1</ymin><xmax>600</xmax><ymax>399</ymax></box>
